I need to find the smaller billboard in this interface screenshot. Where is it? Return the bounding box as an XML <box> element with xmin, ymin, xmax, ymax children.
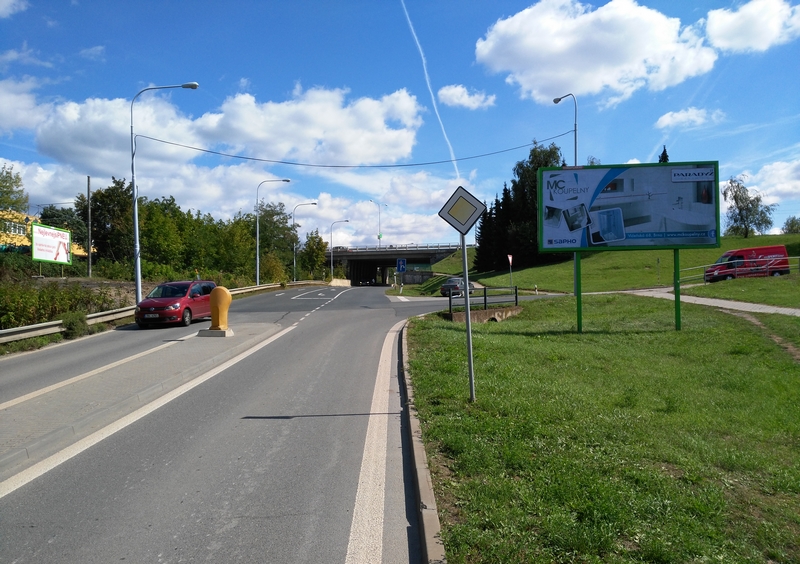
<box><xmin>31</xmin><ymin>223</ymin><xmax>72</xmax><ymax>265</ymax></box>
<box><xmin>538</xmin><ymin>161</ymin><xmax>720</xmax><ymax>252</ymax></box>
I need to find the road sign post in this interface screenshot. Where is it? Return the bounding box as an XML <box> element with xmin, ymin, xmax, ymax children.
<box><xmin>438</xmin><ymin>186</ymin><xmax>486</xmax><ymax>402</ymax></box>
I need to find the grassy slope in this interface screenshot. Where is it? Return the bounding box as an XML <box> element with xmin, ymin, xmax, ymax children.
<box><xmin>435</xmin><ymin>234</ymin><xmax>800</xmax><ymax>294</ymax></box>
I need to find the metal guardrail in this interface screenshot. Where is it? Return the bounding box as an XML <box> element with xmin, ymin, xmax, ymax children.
<box><xmin>446</xmin><ymin>286</ymin><xmax>519</xmax><ymax>316</ymax></box>
<box><xmin>0</xmin><ymin>280</ymin><xmax>327</xmax><ymax>345</ymax></box>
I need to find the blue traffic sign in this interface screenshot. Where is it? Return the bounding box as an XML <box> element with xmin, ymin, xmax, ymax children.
<box><xmin>396</xmin><ymin>258</ymin><xmax>406</xmax><ymax>273</ymax></box>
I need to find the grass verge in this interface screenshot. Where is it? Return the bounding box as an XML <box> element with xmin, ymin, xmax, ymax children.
<box><xmin>407</xmin><ymin>294</ymin><xmax>800</xmax><ymax>563</ymax></box>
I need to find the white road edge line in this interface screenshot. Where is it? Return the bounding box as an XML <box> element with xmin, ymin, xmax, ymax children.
<box><xmin>345</xmin><ymin>319</ymin><xmax>404</xmax><ymax>564</ymax></box>
<box><xmin>0</xmin><ymin>326</ymin><xmax>296</xmax><ymax>499</ymax></box>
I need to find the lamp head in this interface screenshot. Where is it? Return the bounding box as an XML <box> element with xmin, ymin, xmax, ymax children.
<box><xmin>553</xmin><ymin>97</ymin><xmax>562</xmax><ymax>104</ymax></box>
<box><xmin>182</xmin><ymin>82</ymin><xmax>200</xmax><ymax>89</ymax></box>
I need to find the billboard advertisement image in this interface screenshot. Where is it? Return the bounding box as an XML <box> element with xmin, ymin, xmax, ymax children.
<box><xmin>31</xmin><ymin>223</ymin><xmax>72</xmax><ymax>265</ymax></box>
<box><xmin>538</xmin><ymin>161</ymin><xmax>719</xmax><ymax>252</ymax></box>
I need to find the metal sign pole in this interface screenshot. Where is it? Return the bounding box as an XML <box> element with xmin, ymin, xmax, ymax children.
<box><xmin>461</xmin><ymin>234</ymin><xmax>476</xmax><ymax>402</ymax></box>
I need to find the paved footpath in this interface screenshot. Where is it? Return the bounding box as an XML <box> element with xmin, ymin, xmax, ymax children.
<box><xmin>0</xmin><ymin>323</ymin><xmax>281</xmax><ymax>482</ymax></box>
<box><xmin>623</xmin><ymin>287</ymin><xmax>800</xmax><ymax>317</ymax></box>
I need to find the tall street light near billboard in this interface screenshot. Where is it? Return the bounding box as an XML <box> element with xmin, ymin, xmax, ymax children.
<box><xmin>256</xmin><ymin>178</ymin><xmax>291</xmax><ymax>285</ymax></box>
<box><xmin>554</xmin><ymin>92</ymin><xmax>581</xmax><ymax>325</ymax></box>
<box><xmin>292</xmin><ymin>201</ymin><xmax>317</xmax><ymax>281</ymax></box>
<box><xmin>330</xmin><ymin>219</ymin><xmax>349</xmax><ymax>278</ymax></box>
<box><xmin>131</xmin><ymin>82</ymin><xmax>198</xmax><ymax>304</ymax></box>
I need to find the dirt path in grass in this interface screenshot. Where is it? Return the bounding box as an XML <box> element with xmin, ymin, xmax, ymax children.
<box><xmin>725</xmin><ymin>310</ymin><xmax>800</xmax><ymax>363</ymax></box>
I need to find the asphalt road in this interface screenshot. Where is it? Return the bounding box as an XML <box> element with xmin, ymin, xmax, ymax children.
<box><xmin>0</xmin><ymin>285</ymin><xmax>445</xmax><ymax>563</ymax></box>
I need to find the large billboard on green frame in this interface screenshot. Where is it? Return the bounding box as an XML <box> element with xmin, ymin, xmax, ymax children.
<box><xmin>538</xmin><ymin>161</ymin><xmax>720</xmax><ymax>252</ymax></box>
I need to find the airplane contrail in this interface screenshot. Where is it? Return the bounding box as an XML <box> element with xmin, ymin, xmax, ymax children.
<box><xmin>400</xmin><ymin>0</ymin><xmax>461</xmax><ymax>180</ymax></box>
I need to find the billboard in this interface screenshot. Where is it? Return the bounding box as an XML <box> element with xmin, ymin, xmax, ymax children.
<box><xmin>31</xmin><ymin>223</ymin><xmax>72</xmax><ymax>265</ymax></box>
<box><xmin>538</xmin><ymin>161</ymin><xmax>719</xmax><ymax>252</ymax></box>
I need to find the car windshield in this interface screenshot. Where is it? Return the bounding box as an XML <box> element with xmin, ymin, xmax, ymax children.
<box><xmin>445</xmin><ymin>278</ymin><xmax>463</xmax><ymax>285</ymax></box>
<box><xmin>147</xmin><ymin>284</ymin><xmax>189</xmax><ymax>299</ymax></box>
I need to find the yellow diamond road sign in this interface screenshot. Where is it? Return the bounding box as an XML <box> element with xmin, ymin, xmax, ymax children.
<box><xmin>438</xmin><ymin>186</ymin><xmax>486</xmax><ymax>235</ymax></box>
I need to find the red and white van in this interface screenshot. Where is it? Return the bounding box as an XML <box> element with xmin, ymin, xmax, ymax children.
<box><xmin>704</xmin><ymin>245</ymin><xmax>790</xmax><ymax>282</ymax></box>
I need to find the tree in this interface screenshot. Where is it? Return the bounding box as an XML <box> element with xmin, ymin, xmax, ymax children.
<box><xmin>1</xmin><ymin>165</ymin><xmax>29</xmax><ymax>228</ymax></box>
<box><xmin>722</xmin><ymin>176</ymin><xmax>776</xmax><ymax>238</ymax></box>
<box><xmin>474</xmin><ymin>141</ymin><xmax>565</xmax><ymax>272</ymax></box>
<box><xmin>39</xmin><ymin>205</ymin><xmax>88</xmax><ymax>251</ymax></box>
<box><xmin>74</xmin><ymin>177</ymin><xmax>134</xmax><ymax>261</ymax></box>
<box><xmin>298</xmin><ymin>229</ymin><xmax>327</xmax><ymax>279</ymax></box>
<box><xmin>658</xmin><ymin>146</ymin><xmax>669</xmax><ymax>163</ymax></box>
<box><xmin>782</xmin><ymin>215</ymin><xmax>800</xmax><ymax>234</ymax></box>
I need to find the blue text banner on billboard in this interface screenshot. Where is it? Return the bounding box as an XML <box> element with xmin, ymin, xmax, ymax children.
<box><xmin>538</xmin><ymin>161</ymin><xmax>720</xmax><ymax>252</ymax></box>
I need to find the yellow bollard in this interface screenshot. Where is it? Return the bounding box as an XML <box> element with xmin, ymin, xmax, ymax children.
<box><xmin>198</xmin><ymin>286</ymin><xmax>234</xmax><ymax>337</ymax></box>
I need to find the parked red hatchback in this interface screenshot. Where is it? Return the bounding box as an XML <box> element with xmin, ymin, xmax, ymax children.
<box><xmin>135</xmin><ymin>280</ymin><xmax>216</xmax><ymax>328</ymax></box>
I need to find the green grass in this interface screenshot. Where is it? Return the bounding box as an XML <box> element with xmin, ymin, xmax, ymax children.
<box><xmin>407</xmin><ymin>294</ymin><xmax>800</xmax><ymax>563</ymax></box>
<box><xmin>465</xmin><ymin>234</ymin><xmax>800</xmax><ymax>294</ymax></box>
<box><xmin>682</xmin><ymin>274</ymin><xmax>800</xmax><ymax>309</ymax></box>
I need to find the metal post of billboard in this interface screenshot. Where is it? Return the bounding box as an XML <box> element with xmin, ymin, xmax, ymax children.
<box><xmin>674</xmin><ymin>249</ymin><xmax>681</xmax><ymax>331</ymax></box>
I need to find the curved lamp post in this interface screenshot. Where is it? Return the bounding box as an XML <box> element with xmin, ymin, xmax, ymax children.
<box><xmin>554</xmin><ymin>92</ymin><xmax>581</xmax><ymax>323</ymax></box>
<box><xmin>292</xmin><ymin>201</ymin><xmax>317</xmax><ymax>281</ymax></box>
<box><xmin>131</xmin><ymin>81</ymin><xmax>198</xmax><ymax>304</ymax></box>
<box><xmin>330</xmin><ymin>219</ymin><xmax>349</xmax><ymax>278</ymax></box>
<box><xmin>368</xmin><ymin>199</ymin><xmax>388</xmax><ymax>248</ymax></box>
<box><xmin>256</xmin><ymin>178</ymin><xmax>291</xmax><ymax>285</ymax></box>
<box><xmin>553</xmin><ymin>93</ymin><xmax>577</xmax><ymax>167</ymax></box>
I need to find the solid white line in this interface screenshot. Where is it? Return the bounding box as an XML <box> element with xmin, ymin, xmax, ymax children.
<box><xmin>0</xmin><ymin>335</ymin><xmax>195</xmax><ymax>411</ymax></box>
<box><xmin>345</xmin><ymin>319</ymin><xmax>404</xmax><ymax>564</ymax></box>
<box><xmin>0</xmin><ymin>326</ymin><xmax>295</xmax><ymax>499</ymax></box>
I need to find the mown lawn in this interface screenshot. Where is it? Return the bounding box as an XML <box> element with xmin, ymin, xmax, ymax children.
<box><xmin>407</xmin><ymin>294</ymin><xmax>800</xmax><ymax>563</ymax></box>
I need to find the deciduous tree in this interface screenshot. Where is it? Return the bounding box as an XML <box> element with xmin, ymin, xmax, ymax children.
<box><xmin>0</xmin><ymin>165</ymin><xmax>28</xmax><ymax>230</ymax></box>
<box><xmin>722</xmin><ymin>176</ymin><xmax>776</xmax><ymax>238</ymax></box>
<box><xmin>782</xmin><ymin>215</ymin><xmax>800</xmax><ymax>234</ymax></box>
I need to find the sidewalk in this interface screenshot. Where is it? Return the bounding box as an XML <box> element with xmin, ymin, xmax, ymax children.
<box><xmin>0</xmin><ymin>322</ymin><xmax>281</xmax><ymax>481</ymax></box>
<box><xmin>623</xmin><ymin>287</ymin><xmax>800</xmax><ymax>317</ymax></box>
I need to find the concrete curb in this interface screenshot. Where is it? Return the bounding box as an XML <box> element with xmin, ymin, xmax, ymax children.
<box><xmin>0</xmin><ymin>324</ymin><xmax>282</xmax><ymax>478</ymax></box>
<box><xmin>400</xmin><ymin>323</ymin><xmax>447</xmax><ymax>564</ymax></box>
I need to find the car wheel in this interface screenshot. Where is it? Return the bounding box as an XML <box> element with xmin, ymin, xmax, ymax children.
<box><xmin>773</xmin><ymin>271</ymin><xmax>781</xmax><ymax>277</ymax></box>
<box><xmin>136</xmin><ymin>321</ymin><xmax>148</xmax><ymax>329</ymax></box>
<box><xmin>725</xmin><ymin>275</ymin><xmax>733</xmax><ymax>280</ymax></box>
<box><xmin>181</xmin><ymin>309</ymin><xmax>192</xmax><ymax>326</ymax></box>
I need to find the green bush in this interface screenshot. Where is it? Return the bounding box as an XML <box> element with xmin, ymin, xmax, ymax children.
<box><xmin>61</xmin><ymin>310</ymin><xmax>89</xmax><ymax>339</ymax></box>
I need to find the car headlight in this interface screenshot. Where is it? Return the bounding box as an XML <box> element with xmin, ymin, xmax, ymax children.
<box><xmin>165</xmin><ymin>303</ymin><xmax>181</xmax><ymax>310</ymax></box>
<box><xmin>135</xmin><ymin>306</ymin><xmax>141</xmax><ymax>313</ymax></box>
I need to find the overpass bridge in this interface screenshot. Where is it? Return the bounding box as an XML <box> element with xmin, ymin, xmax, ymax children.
<box><xmin>325</xmin><ymin>242</ymin><xmax>474</xmax><ymax>284</ymax></box>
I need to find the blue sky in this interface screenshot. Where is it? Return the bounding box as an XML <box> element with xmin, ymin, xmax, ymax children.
<box><xmin>1</xmin><ymin>0</ymin><xmax>799</xmax><ymax>247</ymax></box>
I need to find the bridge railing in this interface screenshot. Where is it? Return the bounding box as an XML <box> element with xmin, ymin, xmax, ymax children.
<box><xmin>331</xmin><ymin>243</ymin><xmax>475</xmax><ymax>252</ymax></box>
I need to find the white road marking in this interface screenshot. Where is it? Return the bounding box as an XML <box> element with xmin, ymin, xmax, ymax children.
<box><xmin>0</xmin><ymin>326</ymin><xmax>295</xmax><ymax>499</ymax></box>
<box><xmin>344</xmin><ymin>319</ymin><xmax>404</xmax><ymax>563</ymax></box>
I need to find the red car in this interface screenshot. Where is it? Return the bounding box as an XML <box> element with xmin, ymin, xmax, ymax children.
<box><xmin>135</xmin><ymin>280</ymin><xmax>216</xmax><ymax>328</ymax></box>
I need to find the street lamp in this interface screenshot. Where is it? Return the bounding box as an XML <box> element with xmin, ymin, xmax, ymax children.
<box><xmin>256</xmin><ymin>178</ymin><xmax>291</xmax><ymax>285</ymax></box>
<box><xmin>131</xmin><ymin>81</ymin><xmax>199</xmax><ymax>304</ymax></box>
<box><xmin>554</xmin><ymin>92</ymin><xmax>581</xmax><ymax>321</ymax></box>
<box><xmin>292</xmin><ymin>201</ymin><xmax>317</xmax><ymax>281</ymax></box>
<box><xmin>369</xmin><ymin>199</ymin><xmax>388</xmax><ymax>248</ymax></box>
<box><xmin>553</xmin><ymin>93</ymin><xmax>577</xmax><ymax>167</ymax></box>
<box><xmin>330</xmin><ymin>219</ymin><xmax>349</xmax><ymax>278</ymax></box>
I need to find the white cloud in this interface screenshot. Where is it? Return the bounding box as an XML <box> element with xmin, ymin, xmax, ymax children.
<box><xmin>475</xmin><ymin>0</ymin><xmax>717</xmax><ymax>106</ymax></box>
<box><xmin>79</xmin><ymin>46</ymin><xmax>106</xmax><ymax>62</ymax></box>
<box><xmin>0</xmin><ymin>77</ymin><xmax>51</xmax><ymax>132</ymax></box>
<box><xmin>0</xmin><ymin>42</ymin><xmax>52</xmax><ymax>70</ymax></box>
<box><xmin>655</xmin><ymin>107</ymin><xmax>725</xmax><ymax>129</ymax></box>
<box><xmin>706</xmin><ymin>0</ymin><xmax>800</xmax><ymax>52</ymax></box>
<box><xmin>0</xmin><ymin>0</ymin><xmax>28</xmax><ymax>18</ymax></box>
<box><xmin>3</xmin><ymin>83</ymin><xmax>459</xmax><ymax>245</ymax></box>
<box><xmin>194</xmin><ymin>85</ymin><xmax>424</xmax><ymax>166</ymax></box>
<box><xmin>748</xmin><ymin>159</ymin><xmax>800</xmax><ymax>200</ymax></box>
<box><xmin>437</xmin><ymin>85</ymin><xmax>496</xmax><ymax>109</ymax></box>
